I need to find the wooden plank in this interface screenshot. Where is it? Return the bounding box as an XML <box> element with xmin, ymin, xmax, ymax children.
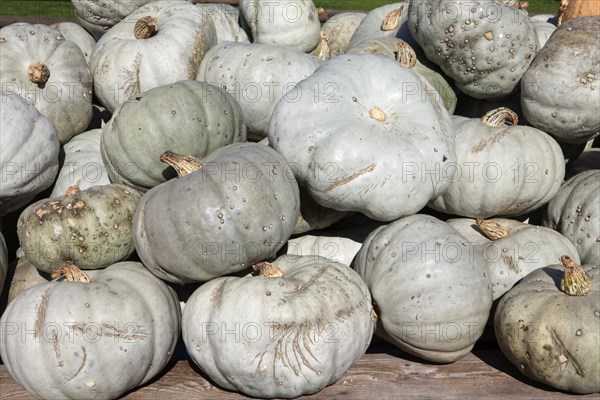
<box><xmin>1</xmin><ymin>350</ymin><xmax>595</xmax><ymax>399</ymax></box>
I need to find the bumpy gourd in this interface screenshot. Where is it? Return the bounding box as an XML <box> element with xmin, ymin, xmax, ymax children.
<box><xmin>183</xmin><ymin>255</ymin><xmax>375</xmax><ymax>398</ymax></box>
<box><xmin>495</xmin><ymin>258</ymin><xmax>599</xmax><ymax>394</ymax></box>
<box><xmin>133</xmin><ymin>143</ymin><xmax>301</xmax><ymax>284</ymax></box>
<box><xmin>408</xmin><ymin>0</ymin><xmax>539</xmax><ymax>100</ymax></box>
<box><xmin>18</xmin><ymin>184</ymin><xmax>141</xmax><ymax>275</ymax></box>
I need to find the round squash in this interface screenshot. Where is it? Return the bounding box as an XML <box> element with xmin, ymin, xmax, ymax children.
<box><xmin>196</xmin><ymin>3</ymin><xmax>249</xmax><ymax>43</ymax></box>
<box><xmin>50</xmin><ymin>21</ymin><xmax>96</xmax><ymax>65</ymax></box>
<box><xmin>183</xmin><ymin>255</ymin><xmax>375</xmax><ymax>398</ymax></box>
<box><xmin>448</xmin><ymin>218</ymin><xmax>581</xmax><ymax>299</ymax></box>
<box><xmin>197</xmin><ymin>41</ymin><xmax>319</xmax><ymax>137</ymax></box>
<box><xmin>133</xmin><ymin>143</ymin><xmax>301</xmax><ymax>284</ymax></box>
<box><xmin>268</xmin><ymin>54</ymin><xmax>456</xmax><ymax>221</ymax></box>
<box><xmin>543</xmin><ymin>170</ymin><xmax>599</xmax><ymax>265</ymax></box>
<box><xmin>91</xmin><ymin>1</ymin><xmax>218</xmax><ymax>113</ymax></box>
<box><xmin>347</xmin><ymin>2</ymin><xmax>409</xmax><ymax>48</ymax></box>
<box><xmin>521</xmin><ymin>17</ymin><xmax>600</xmax><ymax>144</ymax></box>
<box><xmin>0</xmin><ymin>261</ymin><xmax>181</xmax><ymax>399</ymax></box>
<box><xmin>0</xmin><ymin>93</ymin><xmax>60</xmax><ymax>217</ymax></box>
<box><xmin>354</xmin><ymin>214</ymin><xmax>493</xmax><ymax>363</ymax></box>
<box><xmin>72</xmin><ymin>0</ymin><xmax>154</xmax><ymax>39</ymax></box>
<box><xmin>50</xmin><ymin>129</ymin><xmax>110</xmax><ymax>198</ymax></box>
<box><xmin>429</xmin><ymin>108</ymin><xmax>565</xmax><ymax>218</ymax></box>
<box><xmin>101</xmin><ymin>80</ymin><xmax>247</xmax><ymax>192</ymax></box>
<box><xmin>0</xmin><ymin>23</ymin><xmax>93</xmax><ymax>144</ymax></box>
<box><xmin>239</xmin><ymin>0</ymin><xmax>321</xmax><ymax>52</ymax></box>
<box><xmin>495</xmin><ymin>257</ymin><xmax>599</xmax><ymax>394</ymax></box>
<box><xmin>408</xmin><ymin>0</ymin><xmax>539</xmax><ymax>100</ymax></box>
<box><xmin>17</xmin><ymin>184</ymin><xmax>141</xmax><ymax>275</ymax></box>
<box><xmin>321</xmin><ymin>12</ymin><xmax>366</xmax><ymax>57</ymax></box>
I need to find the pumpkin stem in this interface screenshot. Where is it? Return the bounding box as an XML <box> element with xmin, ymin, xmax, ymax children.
<box><xmin>381</xmin><ymin>6</ymin><xmax>404</xmax><ymax>31</ymax></box>
<box><xmin>394</xmin><ymin>41</ymin><xmax>417</xmax><ymax>69</ymax></box>
<box><xmin>369</xmin><ymin>107</ymin><xmax>386</xmax><ymax>122</ymax></box>
<box><xmin>312</xmin><ymin>31</ymin><xmax>331</xmax><ymax>61</ymax></box>
<box><xmin>134</xmin><ymin>16</ymin><xmax>158</xmax><ymax>39</ymax></box>
<box><xmin>476</xmin><ymin>218</ymin><xmax>510</xmax><ymax>240</ymax></box>
<box><xmin>481</xmin><ymin>107</ymin><xmax>519</xmax><ymax>127</ymax></box>
<box><xmin>560</xmin><ymin>255</ymin><xmax>591</xmax><ymax>296</ymax></box>
<box><xmin>503</xmin><ymin>0</ymin><xmax>529</xmax><ymax>10</ymax></box>
<box><xmin>160</xmin><ymin>151</ymin><xmax>203</xmax><ymax>177</ymax></box>
<box><xmin>28</xmin><ymin>62</ymin><xmax>50</xmax><ymax>85</ymax></box>
<box><xmin>51</xmin><ymin>265</ymin><xmax>91</xmax><ymax>283</ymax></box>
<box><xmin>252</xmin><ymin>262</ymin><xmax>284</xmax><ymax>278</ymax></box>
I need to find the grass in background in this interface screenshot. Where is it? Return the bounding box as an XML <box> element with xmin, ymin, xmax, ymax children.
<box><xmin>0</xmin><ymin>0</ymin><xmax>562</xmax><ymax>18</ymax></box>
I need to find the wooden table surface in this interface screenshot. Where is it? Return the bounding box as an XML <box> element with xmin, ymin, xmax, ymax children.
<box><xmin>1</xmin><ymin>346</ymin><xmax>598</xmax><ymax>400</ymax></box>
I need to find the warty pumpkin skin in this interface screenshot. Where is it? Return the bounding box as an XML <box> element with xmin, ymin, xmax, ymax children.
<box><xmin>0</xmin><ymin>93</ymin><xmax>60</xmax><ymax>217</ymax></box>
<box><xmin>321</xmin><ymin>12</ymin><xmax>366</xmax><ymax>57</ymax></box>
<box><xmin>353</xmin><ymin>214</ymin><xmax>493</xmax><ymax>363</ymax></box>
<box><xmin>494</xmin><ymin>261</ymin><xmax>600</xmax><ymax>394</ymax></box>
<box><xmin>408</xmin><ymin>0</ymin><xmax>539</xmax><ymax>100</ymax></box>
<box><xmin>133</xmin><ymin>143</ymin><xmax>301</xmax><ymax>284</ymax></box>
<box><xmin>543</xmin><ymin>170</ymin><xmax>600</xmax><ymax>265</ymax></box>
<box><xmin>428</xmin><ymin>108</ymin><xmax>565</xmax><ymax>218</ymax></box>
<box><xmin>268</xmin><ymin>54</ymin><xmax>456</xmax><ymax>222</ymax></box>
<box><xmin>182</xmin><ymin>255</ymin><xmax>375</xmax><ymax>398</ymax></box>
<box><xmin>0</xmin><ymin>23</ymin><xmax>93</xmax><ymax>144</ymax></box>
<box><xmin>17</xmin><ymin>184</ymin><xmax>142</xmax><ymax>275</ymax></box>
<box><xmin>448</xmin><ymin>218</ymin><xmax>581</xmax><ymax>300</ymax></box>
<box><xmin>91</xmin><ymin>1</ymin><xmax>218</xmax><ymax>113</ymax></box>
<box><xmin>101</xmin><ymin>80</ymin><xmax>247</xmax><ymax>192</ymax></box>
<box><xmin>521</xmin><ymin>17</ymin><xmax>600</xmax><ymax>144</ymax></box>
<box><xmin>239</xmin><ymin>0</ymin><xmax>321</xmax><ymax>53</ymax></box>
<box><xmin>0</xmin><ymin>261</ymin><xmax>181</xmax><ymax>400</ymax></box>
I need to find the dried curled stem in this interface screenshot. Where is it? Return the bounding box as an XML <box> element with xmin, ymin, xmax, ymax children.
<box><xmin>160</xmin><ymin>151</ymin><xmax>203</xmax><ymax>177</ymax></box>
<box><xmin>51</xmin><ymin>265</ymin><xmax>91</xmax><ymax>283</ymax></box>
<box><xmin>476</xmin><ymin>218</ymin><xmax>510</xmax><ymax>240</ymax></box>
<box><xmin>481</xmin><ymin>107</ymin><xmax>519</xmax><ymax>127</ymax></box>
<box><xmin>28</xmin><ymin>62</ymin><xmax>50</xmax><ymax>84</ymax></box>
<box><xmin>394</xmin><ymin>41</ymin><xmax>417</xmax><ymax>69</ymax></box>
<box><xmin>560</xmin><ymin>255</ymin><xmax>591</xmax><ymax>296</ymax></box>
<box><xmin>134</xmin><ymin>16</ymin><xmax>158</xmax><ymax>39</ymax></box>
<box><xmin>312</xmin><ymin>31</ymin><xmax>331</xmax><ymax>61</ymax></box>
<box><xmin>253</xmin><ymin>262</ymin><xmax>284</xmax><ymax>278</ymax></box>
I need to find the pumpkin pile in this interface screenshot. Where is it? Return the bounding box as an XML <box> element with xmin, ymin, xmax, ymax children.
<box><xmin>0</xmin><ymin>0</ymin><xmax>598</xmax><ymax>398</ymax></box>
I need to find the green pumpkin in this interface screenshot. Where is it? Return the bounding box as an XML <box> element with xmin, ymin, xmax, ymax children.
<box><xmin>101</xmin><ymin>80</ymin><xmax>247</xmax><ymax>192</ymax></box>
<box><xmin>183</xmin><ymin>255</ymin><xmax>375</xmax><ymax>398</ymax></box>
<box><xmin>0</xmin><ymin>261</ymin><xmax>181</xmax><ymax>399</ymax></box>
<box><xmin>495</xmin><ymin>258</ymin><xmax>599</xmax><ymax>394</ymax></box>
<box><xmin>17</xmin><ymin>184</ymin><xmax>141</xmax><ymax>275</ymax></box>
<box><xmin>133</xmin><ymin>143</ymin><xmax>301</xmax><ymax>284</ymax></box>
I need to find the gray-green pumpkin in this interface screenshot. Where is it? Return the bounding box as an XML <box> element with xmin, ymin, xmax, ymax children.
<box><xmin>495</xmin><ymin>258</ymin><xmax>599</xmax><ymax>394</ymax></box>
<box><xmin>239</xmin><ymin>0</ymin><xmax>321</xmax><ymax>52</ymax></box>
<box><xmin>408</xmin><ymin>0</ymin><xmax>539</xmax><ymax>100</ymax></box>
<box><xmin>521</xmin><ymin>16</ymin><xmax>600</xmax><ymax>144</ymax></box>
<box><xmin>346</xmin><ymin>37</ymin><xmax>457</xmax><ymax>113</ymax></box>
<box><xmin>197</xmin><ymin>42</ymin><xmax>320</xmax><ymax>137</ymax></box>
<box><xmin>0</xmin><ymin>93</ymin><xmax>60</xmax><ymax>217</ymax></box>
<box><xmin>17</xmin><ymin>184</ymin><xmax>141</xmax><ymax>275</ymax></box>
<box><xmin>183</xmin><ymin>255</ymin><xmax>376</xmax><ymax>398</ymax></box>
<box><xmin>0</xmin><ymin>23</ymin><xmax>93</xmax><ymax>144</ymax></box>
<box><xmin>321</xmin><ymin>12</ymin><xmax>366</xmax><ymax>57</ymax></box>
<box><xmin>133</xmin><ymin>143</ymin><xmax>301</xmax><ymax>284</ymax></box>
<box><xmin>448</xmin><ymin>218</ymin><xmax>581</xmax><ymax>299</ymax></box>
<box><xmin>0</xmin><ymin>261</ymin><xmax>181</xmax><ymax>399</ymax></box>
<box><xmin>429</xmin><ymin>108</ymin><xmax>565</xmax><ymax>218</ymax></box>
<box><xmin>196</xmin><ymin>3</ymin><xmax>249</xmax><ymax>43</ymax></box>
<box><xmin>101</xmin><ymin>80</ymin><xmax>247</xmax><ymax>192</ymax></box>
<box><xmin>353</xmin><ymin>214</ymin><xmax>493</xmax><ymax>363</ymax></box>
<box><xmin>50</xmin><ymin>21</ymin><xmax>96</xmax><ymax>65</ymax></box>
<box><xmin>51</xmin><ymin>129</ymin><xmax>110</xmax><ymax>198</ymax></box>
<box><xmin>347</xmin><ymin>2</ymin><xmax>409</xmax><ymax>48</ymax></box>
<box><xmin>543</xmin><ymin>170</ymin><xmax>599</xmax><ymax>265</ymax></box>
